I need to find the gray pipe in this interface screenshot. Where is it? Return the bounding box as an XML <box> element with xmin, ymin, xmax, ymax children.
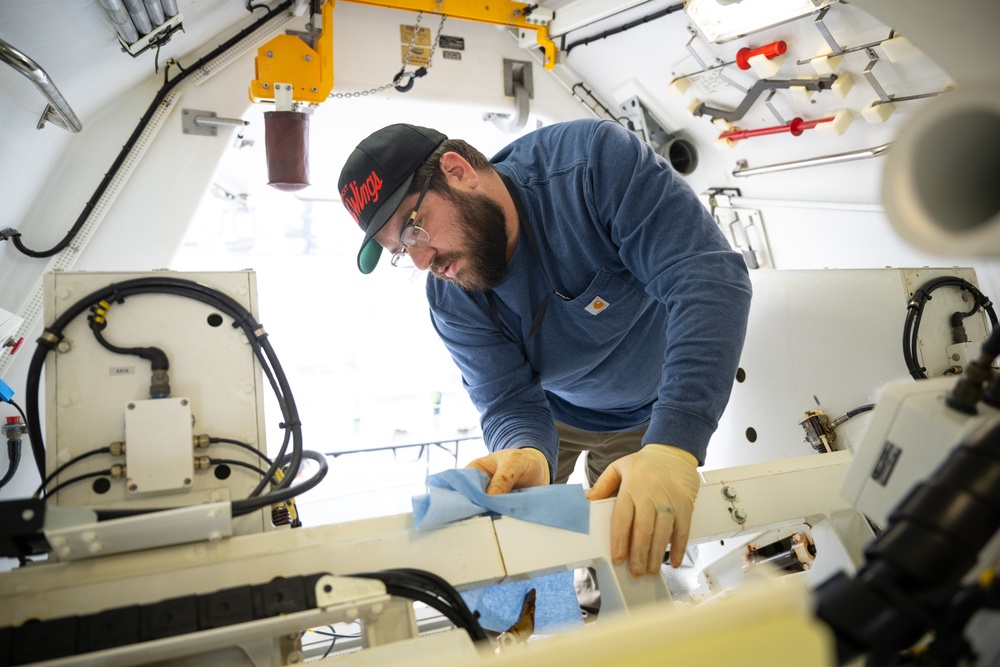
<box><xmin>0</xmin><ymin>38</ymin><xmax>83</xmax><ymax>132</ymax></box>
<box><xmin>97</xmin><ymin>0</ymin><xmax>140</xmax><ymax>44</ymax></box>
<box><xmin>121</xmin><ymin>0</ymin><xmax>152</xmax><ymax>35</ymax></box>
<box><xmin>143</xmin><ymin>0</ymin><xmax>165</xmax><ymax>27</ymax></box>
<box><xmin>160</xmin><ymin>0</ymin><xmax>179</xmax><ymax>18</ymax></box>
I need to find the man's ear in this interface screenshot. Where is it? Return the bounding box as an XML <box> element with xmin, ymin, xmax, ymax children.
<box><xmin>439</xmin><ymin>152</ymin><xmax>480</xmax><ymax>190</ymax></box>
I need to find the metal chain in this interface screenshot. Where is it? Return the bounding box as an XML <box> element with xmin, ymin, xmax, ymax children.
<box><xmin>424</xmin><ymin>12</ymin><xmax>447</xmax><ymax>69</ymax></box>
<box><xmin>329</xmin><ymin>11</ymin><xmax>447</xmax><ymax>98</ymax></box>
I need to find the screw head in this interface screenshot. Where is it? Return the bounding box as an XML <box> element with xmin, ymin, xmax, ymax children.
<box><xmin>722</xmin><ymin>485</ymin><xmax>738</xmax><ymax>500</ymax></box>
<box><xmin>733</xmin><ymin>508</ymin><xmax>748</xmax><ymax>524</ymax></box>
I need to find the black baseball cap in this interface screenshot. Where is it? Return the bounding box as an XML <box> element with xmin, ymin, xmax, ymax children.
<box><xmin>338</xmin><ymin>124</ymin><xmax>447</xmax><ymax>273</ymax></box>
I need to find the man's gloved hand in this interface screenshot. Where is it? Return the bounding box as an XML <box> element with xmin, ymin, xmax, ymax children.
<box><xmin>467</xmin><ymin>447</ymin><xmax>551</xmax><ymax>495</ymax></box>
<box><xmin>586</xmin><ymin>444</ymin><xmax>701</xmax><ymax>576</ymax></box>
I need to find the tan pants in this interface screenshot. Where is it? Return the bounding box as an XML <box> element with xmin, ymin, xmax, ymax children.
<box><xmin>553</xmin><ymin>421</ymin><xmax>648</xmax><ymax>486</ymax></box>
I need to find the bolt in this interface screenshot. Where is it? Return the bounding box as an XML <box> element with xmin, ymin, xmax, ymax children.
<box><xmin>263</xmin><ymin>83</ymin><xmax>269</xmax><ymax>89</ymax></box>
<box><xmin>128</xmin><ymin>483</ymin><xmax>138</xmax><ymax>492</ymax></box>
<box><xmin>722</xmin><ymin>485</ymin><xmax>738</xmax><ymax>500</ymax></box>
<box><xmin>56</xmin><ymin>341</ymin><xmax>70</xmax><ymax>353</ymax></box>
<box><xmin>22</xmin><ymin>508</ymin><xmax>35</xmax><ymax>522</ymax></box>
<box><xmin>304</xmin><ymin>55</ymin><xmax>311</xmax><ymax>61</ymax></box>
<box><xmin>952</xmin><ymin>353</ymin><xmax>961</xmax><ymax>361</ymax></box>
<box><xmin>267</xmin><ymin>51</ymin><xmax>274</xmax><ymax>58</ymax></box>
<box><xmin>732</xmin><ymin>508</ymin><xmax>748</xmax><ymax>524</ymax></box>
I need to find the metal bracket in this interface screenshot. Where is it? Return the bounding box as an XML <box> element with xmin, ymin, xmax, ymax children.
<box><xmin>764</xmin><ymin>90</ymin><xmax>786</xmax><ymax>125</ymax></box>
<box><xmin>703</xmin><ymin>188</ymin><xmax>773</xmax><ymax>270</ymax></box>
<box><xmin>485</xmin><ymin>60</ymin><xmax>533</xmax><ymax>133</ymax></box>
<box><xmin>812</xmin><ymin>6</ymin><xmax>844</xmax><ymax>56</ymax></box>
<box><xmin>862</xmin><ymin>48</ymin><xmax>893</xmax><ymax>103</ymax></box>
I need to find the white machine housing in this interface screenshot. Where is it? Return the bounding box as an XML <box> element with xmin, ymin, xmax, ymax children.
<box><xmin>43</xmin><ymin>271</ymin><xmax>273</xmax><ymax>538</ymax></box>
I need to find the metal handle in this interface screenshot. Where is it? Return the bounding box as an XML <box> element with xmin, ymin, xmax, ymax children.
<box><xmin>0</xmin><ymin>37</ymin><xmax>82</xmax><ymax>133</ymax></box>
<box><xmin>732</xmin><ymin>143</ymin><xmax>891</xmax><ymax>177</ymax></box>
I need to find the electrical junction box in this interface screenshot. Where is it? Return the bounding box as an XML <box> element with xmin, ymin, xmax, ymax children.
<box><xmin>124</xmin><ymin>397</ymin><xmax>195</xmax><ymax>495</ymax></box>
<box><xmin>43</xmin><ymin>271</ymin><xmax>272</xmax><ymax>537</ymax></box>
<box><xmin>840</xmin><ymin>376</ymin><xmax>1000</xmax><ymax>528</ymax></box>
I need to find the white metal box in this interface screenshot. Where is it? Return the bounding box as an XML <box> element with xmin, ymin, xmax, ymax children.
<box><xmin>43</xmin><ymin>271</ymin><xmax>272</xmax><ymax>536</ymax></box>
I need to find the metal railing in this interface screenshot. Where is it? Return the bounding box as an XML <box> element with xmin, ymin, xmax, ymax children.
<box><xmin>325</xmin><ymin>434</ymin><xmax>484</xmax><ymax>470</ymax></box>
<box><xmin>0</xmin><ymin>37</ymin><xmax>82</xmax><ymax>132</ymax></box>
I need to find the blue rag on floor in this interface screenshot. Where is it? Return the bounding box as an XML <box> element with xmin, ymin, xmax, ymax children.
<box><xmin>411</xmin><ymin>468</ymin><xmax>589</xmax><ymax>534</ymax></box>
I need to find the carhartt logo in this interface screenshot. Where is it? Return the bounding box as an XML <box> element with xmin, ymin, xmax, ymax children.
<box><xmin>585</xmin><ymin>297</ymin><xmax>609</xmax><ymax>315</ymax></box>
<box><xmin>341</xmin><ymin>170</ymin><xmax>384</xmax><ymax>226</ymax></box>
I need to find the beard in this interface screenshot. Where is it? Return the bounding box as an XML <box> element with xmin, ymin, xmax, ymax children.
<box><xmin>432</xmin><ymin>187</ymin><xmax>509</xmax><ymax>292</ymax></box>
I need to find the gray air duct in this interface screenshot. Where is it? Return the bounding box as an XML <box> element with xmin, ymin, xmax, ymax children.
<box><xmin>882</xmin><ymin>87</ymin><xmax>1000</xmax><ymax>256</ymax></box>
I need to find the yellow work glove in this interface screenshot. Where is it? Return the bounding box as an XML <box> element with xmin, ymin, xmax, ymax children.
<box><xmin>467</xmin><ymin>447</ymin><xmax>551</xmax><ymax>495</ymax></box>
<box><xmin>586</xmin><ymin>444</ymin><xmax>701</xmax><ymax>576</ymax></box>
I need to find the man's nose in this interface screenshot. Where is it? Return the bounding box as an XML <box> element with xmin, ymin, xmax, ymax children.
<box><xmin>408</xmin><ymin>245</ymin><xmax>435</xmax><ymax>271</ymax></box>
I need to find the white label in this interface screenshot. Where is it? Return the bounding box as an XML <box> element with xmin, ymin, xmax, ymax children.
<box><xmin>585</xmin><ymin>296</ymin><xmax>610</xmax><ymax>315</ymax></box>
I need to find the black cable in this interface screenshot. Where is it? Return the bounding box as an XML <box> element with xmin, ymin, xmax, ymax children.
<box><xmin>845</xmin><ymin>404</ymin><xmax>875</xmax><ymax>419</ymax></box>
<box><xmin>210</xmin><ymin>437</ymin><xmax>274</xmax><ymax>465</ymax></box>
<box><xmin>208</xmin><ymin>457</ymin><xmax>276</xmax><ymax>482</ymax></box>
<box><xmin>563</xmin><ymin>2</ymin><xmax>684</xmax><ymax>53</ymax></box>
<box><xmin>6</xmin><ymin>398</ymin><xmax>28</xmax><ymax>426</ymax></box>
<box><xmin>903</xmin><ymin>277</ymin><xmax>998</xmax><ymax>380</ymax></box>
<box><xmin>93</xmin><ymin>449</ymin><xmax>327</xmax><ymax>520</ymax></box>
<box><xmin>321</xmin><ymin>636</ymin><xmax>336</xmax><ymax>659</ymax></box>
<box><xmin>89</xmin><ymin>314</ymin><xmax>169</xmax><ymax>371</ymax></box>
<box><xmin>0</xmin><ymin>438</ymin><xmax>20</xmax><ymax>490</ymax></box>
<box><xmin>349</xmin><ymin>569</ymin><xmax>488</xmax><ymax>642</ymax></box>
<box><xmin>46</xmin><ymin>469</ymin><xmax>113</xmax><ymax>497</ymax></box>
<box><xmin>4</xmin><ymin>0</ymin><xmax>294</xmax><ymax>258</ymax></box>
<box><xmin>35</xmin><ymin>447</ymin><xmax>112</xmax><ymax>498</ymax></box>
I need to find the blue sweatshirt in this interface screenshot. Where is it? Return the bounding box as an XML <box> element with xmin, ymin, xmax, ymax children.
<box><xmin>427</xmin><ymin>119</ymin><xmax>752</xmax><ymax>474</ymax></box>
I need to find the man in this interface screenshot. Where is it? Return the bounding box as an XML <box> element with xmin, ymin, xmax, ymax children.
<box><xmin>338</xmin><ymin>119</ymin><xmax>751</xmax><ymax>578</ymax></box>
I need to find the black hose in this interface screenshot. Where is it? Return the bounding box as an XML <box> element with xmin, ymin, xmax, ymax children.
<box><xmin>563</xmin><ymin>2</ymin><xmax>685</xmax><ymax>53</ymax></box>
<box><xmin>0</xmin><ymin>439</ymin><xmax>20</xmax><ymax>490</ymax></box>
<box><xmin>349</xmin><ymin>569</ymin><xmax>488</xmax><ymax>643</ymax></box>
<box><xmin>902</xmin><ymin>277</ymin><xmax>997</xmax><ymax>380</ymax></box>
<box><xmin>89</xmin><ymin>314</ymin><xmax>169</xmax><ymax>371</ymax></box>
<box><xmin>6</xmin><ymin>0</ymin><xmax>294</xmax><ymax>258</ymax></box>
<box><xmin>845</xmin><ymin>404</ymin><xmax>875</xmax><ymax>419</ymax></box>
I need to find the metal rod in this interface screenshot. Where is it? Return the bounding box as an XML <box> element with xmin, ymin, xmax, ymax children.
<box><xmin>726</xmin><ymin>196</ymin><xmax>884</xmax><ymax>213</ymax></box>
<box><xmin>193</xmin><ymin>115</ymin><xmax>250</xmax><ymax>129</ymax></box>
<box><xmin>732</xmin><ymin>143</ymin><xmax>890</xmax><ymax>177</ymax></box>
<box><xmin>0</xmin><ymin>38</ymin><xmax>82</xmax><ymax>133</ymax></box>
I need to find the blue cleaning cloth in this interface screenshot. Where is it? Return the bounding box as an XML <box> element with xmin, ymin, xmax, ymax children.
<box><xmin>460</xmin><ymin>570</ymin><xmax>584</xmax><ymax>634</ymax></box>
<box><xmin>412</xmin><ymin>468</ymin><xmax>589</xmax><ymax>534</ymax></box>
